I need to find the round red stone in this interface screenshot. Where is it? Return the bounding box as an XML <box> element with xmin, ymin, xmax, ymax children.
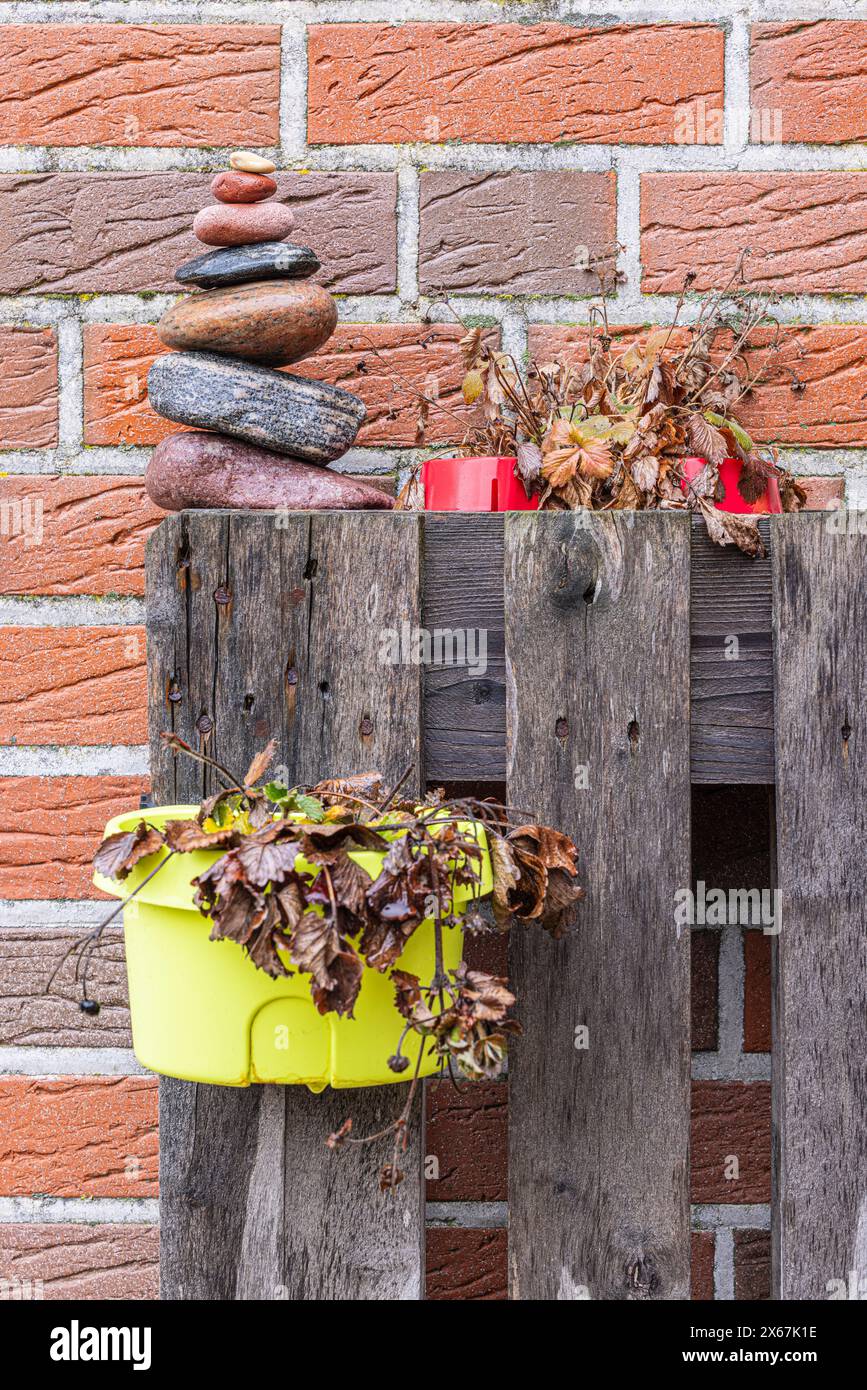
<box><xmin>193</xmin><ymin>202</ymin><xmax>295</xmax><ymax>248</ymax></box>
<box><xmin>211</xmin><ymin>170</ymin><xmax>277</xmax><ymax>204</ymax></box>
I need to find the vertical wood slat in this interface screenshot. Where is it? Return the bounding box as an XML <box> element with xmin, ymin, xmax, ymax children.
<box><xmin>147</xmin><ymin>510</ymin><xmax>425</xmax><ymax>1300</ymax></box>
<box><xmin>771</xmin><ymin>513</ymin><xmax>867</xmax><ymax>1300</ymax></box>
<box><xmin>690</xmin><ymin>516</ymin><xmax>774</xmax><ymax>784</ymax></box>
<box><xmin>505</xmin><ymin>513</ymin><xmax>692</xmax><ymax>1300</ymax></box>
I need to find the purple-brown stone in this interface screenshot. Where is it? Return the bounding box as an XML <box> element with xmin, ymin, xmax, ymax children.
<box><xmin>193</xmin><ymin>201</ymin><xmax>295</xmax><ymax>247</ymax></box>
<box><xmin>211</xmin><ymin>170</ymin><xmax>276</xmax><ymax>204</ymax></box>
<box><xmin>146</xmin><ymin>431</ymin><xmax>394</xmax><ymax>512</ymax></box>
<box><xmin>157</xmin><ymin>280</ymin><xmax>338</xmax><ymax>367</ymax></box>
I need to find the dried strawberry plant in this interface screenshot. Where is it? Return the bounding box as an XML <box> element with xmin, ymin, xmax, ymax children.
<box><xmin>79</xmin><ymin>734</ymin><xmax>583</xmax><ymax>1190</ymax></box>
<box><xmin>396</xmin><ymin>260</ymin><xmax>807</xmax><ymax>556</ymax></box>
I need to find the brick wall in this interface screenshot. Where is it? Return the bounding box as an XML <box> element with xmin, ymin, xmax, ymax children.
<box><xmin>0</xmin><ymin>4</ymin><xmax>863</xmax><ymax>1302</ymax></box>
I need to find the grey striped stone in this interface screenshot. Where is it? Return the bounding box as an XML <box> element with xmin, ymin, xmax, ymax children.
<box><xmin>147</xmin><ymin>352</ymin><xmax>366</xmax><ymax>465</ymax></box>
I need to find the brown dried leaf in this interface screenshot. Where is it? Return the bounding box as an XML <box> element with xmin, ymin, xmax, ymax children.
<box><xmin>93</xmin><ymin>822</ymin><xmax>165</xmax><ymax>881</ymax></box>
<box><xmin>163</xmin><ymin>819</ymin><xmax>239</xmax><ymax>853</ymax></box>
<box><xmin>697</xmin><ymin>496</ymin><xmax>766</xmax><ymax>558</ymax></box>
<box><xmin>687</xmin><ymin>412</ymin><xmax>728</xmax><ymax>467</ymax></box>
<box><xmin>243</xmin><ymin>739</ymin><xmax>276</xmax><ymax>789</ymax></box>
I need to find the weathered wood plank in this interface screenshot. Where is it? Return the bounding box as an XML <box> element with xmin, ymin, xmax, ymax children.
<box><xmin>148</xmin><ymin>511</ymin><xmax>425</xmax><ymax>1300</ymax></box>
<box><xmin>422</xmin><ymin>514</ymin><xmax>775</xmax><ymax>785</ymax></box>
<box><xmin>423</xmin><ymin>514</ymin><xmax>506</xmax><ymax>781</ymax></box>
<box><xmin>771</xmin><ymin>512</ymin><xmax>867</xmax><ymax>1300</ymax></box>
<box><xmin>505</xmin><ymin>512</ymin><xmax>692</xmax><ymax>1300</ymax></box>
<box><xmin>690</xmin><ymin>517</ymin><xmax>774</xmax><ymax>784</ymax></box>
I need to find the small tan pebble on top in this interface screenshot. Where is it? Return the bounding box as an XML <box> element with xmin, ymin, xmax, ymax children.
<box><xmin>229</xmin><ymin>151</ymin><xmax>277</xmax><ymax>174</ymax></box>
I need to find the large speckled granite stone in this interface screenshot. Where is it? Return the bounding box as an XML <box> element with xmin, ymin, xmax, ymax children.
<box><xmin>157</xmin><ymin>280</ymin><xmax>337</xmax><ymax>367</ymax></box>
<box><xmin>146</xmin><ymin>431</ymin><xmax>393</xmax><ymax>512</ymax></box>
<box><xmin>147</xmin><ymin>351</ymin><xmax>366</xmax><ymax>464</ymax></box>
<box><xmin>175</xmin><ymin>241</ymin><xmax>321</xmax><ymax>289</ymax></box>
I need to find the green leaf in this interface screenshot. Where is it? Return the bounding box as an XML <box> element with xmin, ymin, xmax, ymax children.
<box><xmin>703</xmin><ymin>410</ymin><xmax>754</xmax><ymax>454</ymax></box>
<box><xmin>290</xmin><ymin>792</ymin><xmax>326</xmax><ymax>823</ymax></box>
<box><xmin>265</xmin><ymin>781</ymin><xmax>288</xmax><ymax>802</ymax></box>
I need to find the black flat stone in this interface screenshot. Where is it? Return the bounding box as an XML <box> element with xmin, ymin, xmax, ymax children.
<box><xmin>147</xmin><ymin>352</ymin><xmax>366</xmax><ymax>465</ymax></box>
<box><xmin>174</xmin><ymin>242</ymin><xmax>321</xmax><ymax>289</ymax></box>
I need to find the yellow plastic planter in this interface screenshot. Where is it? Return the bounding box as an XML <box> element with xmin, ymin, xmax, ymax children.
<box><xmin>94</xmin><ymin>806</ymin><xmax>491</xmax><ymax>1091</ymax></box>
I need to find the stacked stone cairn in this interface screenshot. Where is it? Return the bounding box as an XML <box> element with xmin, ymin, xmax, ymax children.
<box><xmin>145</xmin><ymin>152</ymin><xmax>393</xmax><ymax>512</ymax></box>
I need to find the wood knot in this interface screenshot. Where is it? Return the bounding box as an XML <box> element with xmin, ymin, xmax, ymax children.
<box><xmin>624</xmin><ymin>1254</ymin><xmax>660</xmax><ymax>1299</ymax></box>
<box><xmin>359</xmin><ymin>716</ymin><xmax>374</xmax><ymax>737</ymax></box>
<box><xmin>213</xmin><ymin>584</ymin><xmax>232</xmax><ymax>607</ymax></box>
<box><xmin>555</xmin><ymin>717</ymin><xmax>569</xmax><ymax>739</ymax></box>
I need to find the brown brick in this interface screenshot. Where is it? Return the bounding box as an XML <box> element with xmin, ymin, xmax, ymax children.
<box><xmin>693</xmin><ymin>785</ymin><xmax>772</xmax><ymax>891</ymax></box>
<box><xmin>419</xmin><ymin>171</ymin><xmax>616</xmax><ymax>294</ymax></box>
<box><xmin>691</xmin><ymin>1081</ymin><xmax>771</xmax><ymax>1204</ymax></box>
<box><xmin>691</xmin><ymin>930</ymin><xmax>719</xmax><ymax>1053</ymax></box>
<box><xmin>798</xmin><ymin>477</ymin><xmax>845</xmax><ymax>511</ymax></box>
<box><xmin>0</xmin><ymin>775</ymin><xmax>149</xmax><ymax>899</ymax></box>
<box><xmin>0</xmin><ymin>327</ymin><xmax>57</xmax><ymax>449</ymax></box>
<box><xmin>0</xmin><ymin>927</ymin><xmax>129</xmax><ymax>1048</ymax></box>
<box><xmin>426</xmin><ymin>1227</ymin><xmax>507</xmax><ymax>1300</ymax></box>
<box><xmin>0</xmin><ymin>1223</ymin><xmax>158</xmax><ymax>1300</ymax></box>
<box><xmin>743</xmin><ymin>930</ymin><xmax>772</xmax><ymax>1053</ymax></box>
<box><xmin>528</xmin><ymin>323</ymin><xmax>867</xmax><ymax>447</ymax></box>
<box><xmin>734</xmin><ymin>1228</ymin><xmax>771</xmax><ymax>1300</ymax></box>
<box><xmin>309</xmin><ymin>23</ymin><xmax>724</xmax><ymax>145</ymax></box>
<box><xmin>0</xmin><ymin>25</ymin><xmax>279</xmax><ymax>147</ymax></box>
<box><xmin>0</xmin><ymin>627</ymin><xmax>146</xmax><ymax>746</ymax></box>
<box><xmin>463</xmin><ymin>929</ymin><xmax>508</xmax><ymax>977</ymax></box>
<box><xmin>426</xmin><ymin>1080</ymin><xmax>507</xmax><ymax>1201</ymax></box>
<box><xmin>641</xmin><ymin>174</ymin><xmax>867</xmax><ymax>294</ymax></box>
<box><xmin>0</xmin><ymin>1077</ymin><xmax>157</xmax><ymax>1197</ymax></box>
<box><xmin>751</xmin><ymin>22</ymin><xmax>867</xmax><ymax>144</ymax></box>
<box><xmin>84</xmin><ymin>323</ymin><xmax>494</xmax><ymax>448</ymax></box>
<box><xmin>691</xmin><ymin>1230</ymin><xmax>715</xmax><ymax>1300</ymax></box>
<box><xmin>0</xmin><ymin>172</ymin><xmax>397</xmax><ymax>294</ymax></box>
<box><xmin>0</xmin><ymin>477</ymin><xmax>164</xmax><ymax>597</ymax></box>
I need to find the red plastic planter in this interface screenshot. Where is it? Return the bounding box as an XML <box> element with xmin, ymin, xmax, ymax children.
<box><xmin>421</xmin><ymin>455</ymin><xmax>539</xmax><ymax>512</ymax></box>
<box><xmin>680</xmin><ymin>456</ymin><xmax>782</xmax><ymax>514</ymax></box>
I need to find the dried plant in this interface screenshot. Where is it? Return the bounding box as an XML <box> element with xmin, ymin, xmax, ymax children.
<box><xmin>79</xmin><ymin>736</ymin><xmax>583</xmax><ymax>1190</ymax></box>
<box><xmin>396</xmin><ymin>259</ymin><xmax>807</xmax><ymax>556</ymax></box>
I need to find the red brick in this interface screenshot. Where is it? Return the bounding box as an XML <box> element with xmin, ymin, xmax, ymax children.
<box><xmin>529</xmin><ymin>323</ymin><xmax>867</xmax><ymax>447</ymax></box>
<box><xmin>426</xmin><ymin>1227</ymin><xmax>507</xmax><ymax>1300</ymax></box>
<box><xmin>84</xmin><ymin>324</ymin><xmax>495</xmax><ymax>448</ymax></box>
<box><xmin>0</xmin><ymin>1223</ymin><xmax>158</xmax><ymax>1299</ymax></box>
<box><xmin>641</xmin><ymin>174</ymin><xmax>867</xmax><ymax>294</ymax></box>
<box><xmin>0</xmin><ymin>1077</ymin><xmax>157</xmax><ymax>1197</ymax></box>
<box><xmin>426</xmin><ymin>1080</ymin><xmax>507</xmax><ymax>1201</ymax></box>
<box><xmin>0</xmin><ymin>25</ymin><xmax>279</xmax><ymax>148</ymax></box>
<box><xmin>420</xmin><ymin>171</ymin><xmax>616</xmax><ymax>294</ymax></box>
<box><xmin>691</xmin><ymin>930</ymin><xmax>719</xmax><ymax>1053</ymax></box>
<box><xmin>0</xmin><ymin>775</ymin><xmax>148</xmax><ymax>899</ymax></box>
<box><xmin>691</xmin><ymin>1230</ymin><xmax>715</xmax><ymax>1300</ymax></box>
<box><xmin>798</xmin><ymin>477</ymin><xmax>845</xmax><ymax>511</ymax></box>
<box><xmin>751</xmin><ymin>23</ymin><xmax>867</xmax><ymax>144</ymax></box>
<box><xmin>308</xmin><ymin>23</ymin><xmax>724</xmax><ymax>145</ymax></box>
<box><xmin>734</xmin><ymin>1228</ymin><xmax>771</xmax><ymax>1300</ymax></box>
<box><xmin>743</xmin><ymin>931</ymin><xmax>772</xmax><ymax>1053</ymax></box>
<box><xmin>0</xmin><ymin>627</ymin><xmax>146</xmax><ymax>746</ymax></box>
<box><xmin>0</xmin><ymin>477</ymin><xmax>164</xmax><ymax>597</ymax></box>
<box><xmin>0</xmin><ymin>173</ymin><xmax>397</xmax><ymax>294</ymax></box>
<box><xmin>691</xmin><ymin>1081</ymin><xmax>771</xmax><ymax>1204</ymax></box>
<box><xmin>0</xmin><ymin>327</ymin><xmax>57</xmax><ymax>449</ymax></box>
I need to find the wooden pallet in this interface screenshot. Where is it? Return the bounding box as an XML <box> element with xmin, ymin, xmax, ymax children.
<box><xmin>146</xmin><ymin>509</ymin><xmax>865</xmax><ymax>1300</ymax></box>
